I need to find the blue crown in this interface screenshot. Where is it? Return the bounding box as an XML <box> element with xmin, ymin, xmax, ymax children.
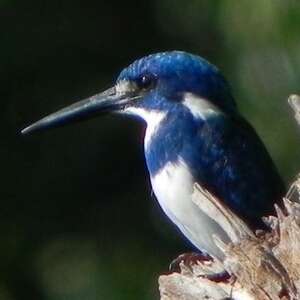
<box><xmin>117</xmin><ymin>51</ymin><xmax>237</xmax><ymax>114</ymax></box>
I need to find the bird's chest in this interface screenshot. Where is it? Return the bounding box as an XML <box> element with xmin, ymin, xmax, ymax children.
<box><xmin>144</xmin><ymin>116</ymin><xmax>233</xmax><ymax>256</ymax></box>
<box><xmin>144</xmin><ymin>116</ymin><xmax>205</xmax><ymax>224</ymax></box>
<box><xmin>148</xmin><ymin>144</ymin><xmax>231</xmax><ymax>259</ymax></box>
<box><xmin>144</xmin><ymin>114</ymin><xmax>201</xmax><ymax>175</ymax></box>
<box><xmin>144</xmin><ymin>115</ymin><xmax>229</xmax><ymax>221</ymax></box>
<box><xmin>150</xmin><ymin>160</ymin><xmax>195</xmax><ymax>223</ymax></box>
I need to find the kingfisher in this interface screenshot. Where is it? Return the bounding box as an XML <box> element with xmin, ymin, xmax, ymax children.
<box><xmin>22</xmin><ymin>51</ymin><xmax>285</xmax><ymax>259</ymax></box>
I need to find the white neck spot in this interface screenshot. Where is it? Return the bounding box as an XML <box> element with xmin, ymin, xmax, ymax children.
<box><xmin>124</xmin><ymin>107</ymin><xmax>166</xmax><ymax>148</ymax></box>
<box><xmin>183</xmin><ymin>92</ymin><xmax>221</xmax><ymax>120</ymax></box>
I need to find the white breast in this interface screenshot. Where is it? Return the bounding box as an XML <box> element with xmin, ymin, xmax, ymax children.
<box><xmin>150</xmin><ymin>158</ymin><xmax>229</xmax><ymax>259</ymax></box>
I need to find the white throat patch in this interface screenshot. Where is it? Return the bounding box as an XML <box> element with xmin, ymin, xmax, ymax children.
<box><xmin>124</xmin><ymin>107</ymin><xmax>166</xmax><ymax>148</ymax></box>
<box><xmin>183</xmin><ymin>92</ymin><xmax>221</xmax><ymax>120</ymax></box>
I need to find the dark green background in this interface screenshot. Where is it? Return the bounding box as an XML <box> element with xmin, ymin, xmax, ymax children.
<box><xmin>2</xmin><ymin>1</ymin><xmax>300</xmax><ymax>299</ymax></box>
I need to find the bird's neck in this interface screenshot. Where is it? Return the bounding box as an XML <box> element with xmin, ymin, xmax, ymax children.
<box><xmin>144</xmin><ymin>110</ymin><xmax>204</xmax><ymax>176</ymax></box>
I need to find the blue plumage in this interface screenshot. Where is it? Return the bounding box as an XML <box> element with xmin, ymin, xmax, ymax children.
<box><xmin>23</xmin><ymin>50</ymin><xmax>285</xmax><ymax>259</ymax></box>
<box><xmin>118</xmin><ymin>51</ymin><xmax>285</xmax><ymax>230</ymax></box>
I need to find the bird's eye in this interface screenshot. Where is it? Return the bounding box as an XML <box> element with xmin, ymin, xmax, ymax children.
<box><xmin>136</xmin><ymin>73</ymin><xmax>156</xmax><ymax>90</ymax></box>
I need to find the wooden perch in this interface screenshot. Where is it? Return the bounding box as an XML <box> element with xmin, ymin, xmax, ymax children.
<box><xmin>159</xmin><ymin>95</ymin><xmax>300</xmax><ymax>300</ymax></box>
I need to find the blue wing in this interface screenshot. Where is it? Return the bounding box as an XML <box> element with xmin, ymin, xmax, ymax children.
<box><xmin>182</xmin><ymin>113</ymin><xmax>285</xmax><ymax>229</ymax></box>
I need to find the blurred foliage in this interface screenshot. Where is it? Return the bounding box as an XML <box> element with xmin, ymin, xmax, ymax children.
<box><xmin>2</xmin><ymin>1</ymin><xmax>300</xmax><ymax>299</ymax></box>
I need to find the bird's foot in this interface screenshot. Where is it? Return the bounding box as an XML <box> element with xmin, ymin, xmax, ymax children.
<box><xmin>169</xmin><ymin>251</ymin><xmax>213</xmax><ymax>273</ymax></box>
<box><xmin>168</xmin><ymin>252</ymin><xmax>233</xmax><ymax>285</ymax></box>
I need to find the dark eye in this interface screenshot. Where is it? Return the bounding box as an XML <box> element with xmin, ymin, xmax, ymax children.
<box><xmin>136</xmin><ymin>73</ymin><xmax>156</xmax><ymax>90</ymax></box>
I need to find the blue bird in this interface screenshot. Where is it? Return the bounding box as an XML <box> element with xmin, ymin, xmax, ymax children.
<box><xmin>22</xmin><ymin>51</ymin><xmax>285</xmax><ymax>259</ymax></box>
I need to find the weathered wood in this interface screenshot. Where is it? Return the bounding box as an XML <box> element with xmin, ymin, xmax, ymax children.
<box><xmin>159</xmin><ymin>95</ymin><xmax>300</xmax><ymax>300</ymax></box>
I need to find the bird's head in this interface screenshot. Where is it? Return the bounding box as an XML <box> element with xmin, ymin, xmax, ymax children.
<box><xmin>22</xmin><ymin>51</ymin><xmax>237</xmax><ymax>134</ymax></box>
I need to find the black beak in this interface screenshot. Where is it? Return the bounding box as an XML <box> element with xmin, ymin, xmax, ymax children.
<box><xmin>21</xmin><ymin>86</ymin><xmax>139</xmax><ymax>134</ymax></box>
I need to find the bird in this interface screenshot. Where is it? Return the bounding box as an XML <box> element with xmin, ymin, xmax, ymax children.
<box><xmin>22</xmin><ymin>51</ymin><xmax>285</xmax><ymax>260</ymax></box>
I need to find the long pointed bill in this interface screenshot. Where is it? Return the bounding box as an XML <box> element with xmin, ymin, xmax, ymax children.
<box><xmin>21</xmin><ymin>86</ymin><xmax>138</xmax><ymax>135</ymax></box>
